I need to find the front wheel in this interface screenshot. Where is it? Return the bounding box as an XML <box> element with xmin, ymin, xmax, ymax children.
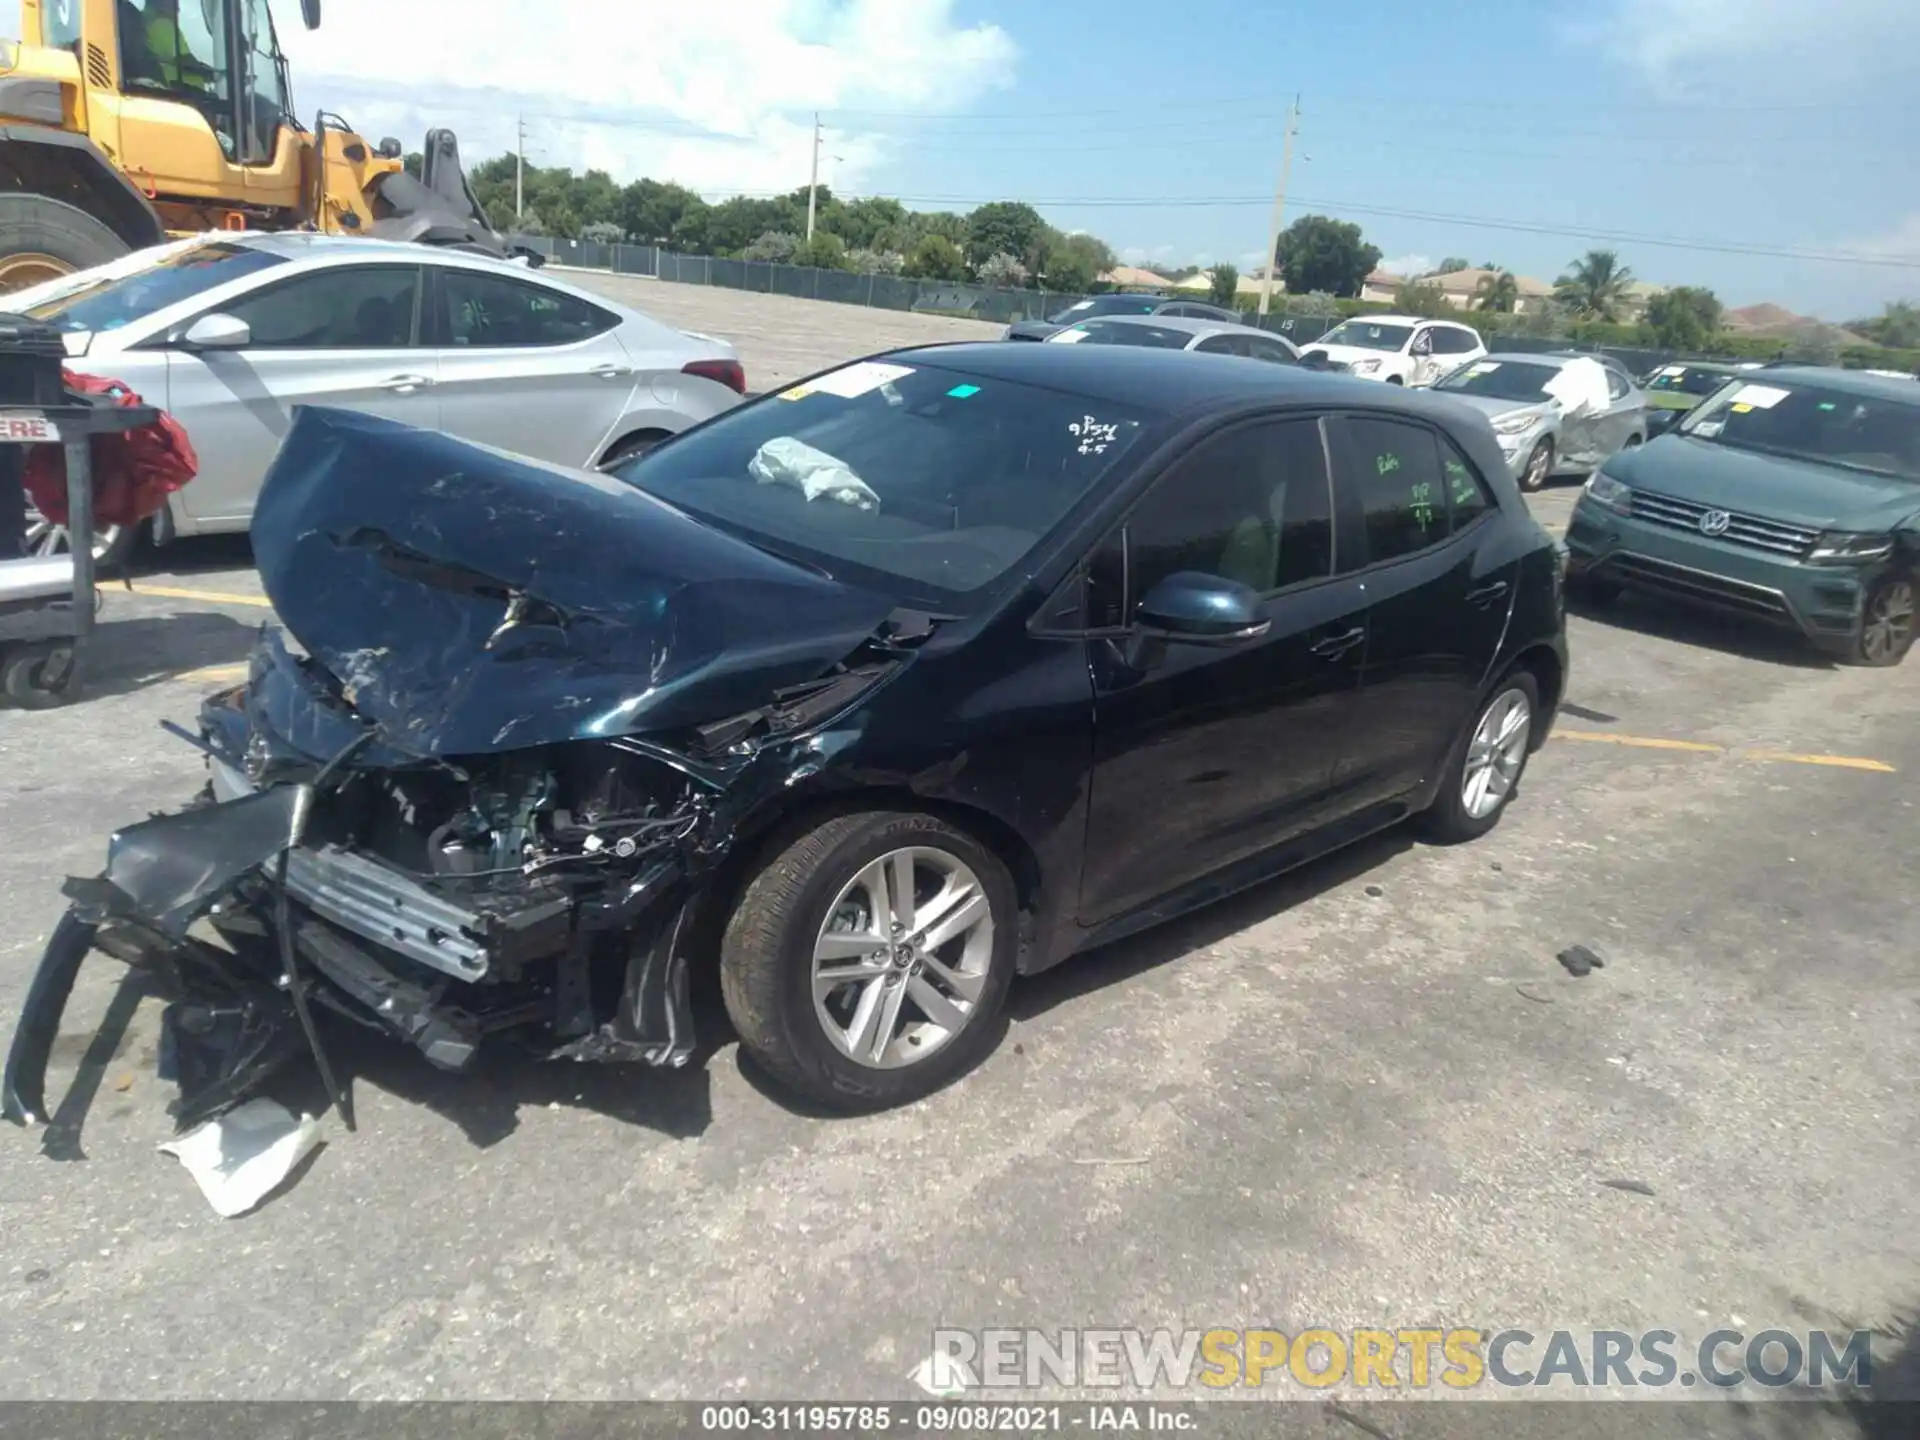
<box><xmin>1519</xmin><ymin>438</ymin><xmax>1555</xmax><ymax>492</ymax></box>
<box><xmin>1850</xmin><ymin>576</ymin><xmax>1915</xmax><ymax>667</ymax></box>
<box><xmin>720</xmin><ymin>810</ymin><xmax>1018</xmax><ymax>1111</ymax></box>
<box><xmin>1423</xmin><ymin>671</ymin><xmax>1540</xmax><ymax>844</ymax></box>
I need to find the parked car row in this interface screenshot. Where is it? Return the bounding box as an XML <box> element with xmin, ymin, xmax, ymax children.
<box><xmin>7</xmin><ymin>233</ymin><xmax>747</xmax><ymax>566</ymax></box>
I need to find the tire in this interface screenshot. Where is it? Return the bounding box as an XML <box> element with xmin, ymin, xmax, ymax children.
<box><xmin>1849</xmin><ymin>575</ymin><xmax>1915</xmax><ymax>668</ymax></box>
<box><xmin>0</xmin><ymin>194</ymin><xmax>133</xmax><ymax>296</ymax></box>
<box><xmin>21</xmin><ymin>509</ymin><xmax>138</xmax><ymax>575</ymax></box>
<box><xmin>3</xmin><ymin>642</ymin><xmax>78</xmax><ymax>709</ymax></box>
<box><xmin>1422</xmin><ymin>670</ymin><xmax>1541</xmax><ymax>844</ymax></box>
<box><xmin>597</xmin><ymin>429</ymin><xmax>671</xmax><ymax>470</ymax></box>
<box><xmin>720</xmin><ymin>809</ymin><xmax>1018</xmax><ymax>1111</ymax></box>
<box><xmin>1518</xmin><ymin>438</ymin><xmax>1555</xmax><ymax>493</ymax></box>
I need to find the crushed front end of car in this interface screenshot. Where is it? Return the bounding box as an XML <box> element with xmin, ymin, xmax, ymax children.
<box><xmin>3</xmin><ymin>407</ymin><xmax>916</xmax><ymax>1135</ymax></box>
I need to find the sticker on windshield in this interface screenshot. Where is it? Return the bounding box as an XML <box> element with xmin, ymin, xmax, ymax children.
<box><xmin>804</xmin><ymin>361</ymin><xmax>916</xmax><ymax>399</ymax></box>
<box><xmin>1463</xmin><ymin>361</ymin><xmax>1500</xmax><ymax>376</ymax></box>
<box><xmin>1657</xmin><ymin>364</ymin><xmax>1688</xmax><ymax>377</ymax></box>
<box><xmin>947</xmin><ymin>384</ymin><xmax>981</xmax><ymax>399</ymax></box>
<box><xmin>1728</xmin><ymin>383</ymin><xmax>1790</xmax><ymax>410</ymax></box>
<box><xmin>1054</xmin><ymin>327</ymin><xmax>1092</xmax><ymax>344</ymax></box>
<box><xmin>1069</xmin><ymin>415</ymin><xmax>1122</xmax><ymax>455</ymax></box>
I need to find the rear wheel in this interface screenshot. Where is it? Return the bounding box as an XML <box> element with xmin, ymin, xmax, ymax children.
<box><xmin>0</xmin><ymin>195</ymin><xmax>132</xmax><ymax>297</ymax></box>
<box><xmin>720</xmin><ymin>810</ymin><xmax>1018</xmax><ymax>1111</ymax></box>
<box><xmin>1423</xmin><ymin>671</ymin><xmax>1540</xmax><ymax>843</ymax></box>
<box><xmin>597</xmin><ymin>429</ymin><xmax>672</xmax><ymax>470</ymax></box>
<box><xmin>22</xmin><ymin>510</ymin><xmax>138</xmax><ymax>574</ymax></box>
<box><xmin>1851</xmin><ymin>576</ymin><xmax>1915</xmax><ymax>667</ymax></box>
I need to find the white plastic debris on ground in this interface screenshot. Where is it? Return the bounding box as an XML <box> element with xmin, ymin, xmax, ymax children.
<box><xmin>1542</xmin><ymin>356</ymin><xmax>1612</xmax><ymax>418</ymax></box>
<box><xmin>158</xmin><ymin>1098</ymin><xmax>323</xmax><ymax>1218</ymax></box>
<box><xmin>749</xmin><ymin>436</ymin><xmax>880</xmax><ymax>510</ymax></box>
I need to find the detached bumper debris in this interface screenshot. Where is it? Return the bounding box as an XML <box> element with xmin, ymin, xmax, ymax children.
<box><xmin>158</xmin><ymin>1098</ymin><xmax>322</xmax><ymax>1218</ymax></box>
<box><xmin>1557</xmin><ymin>944</ymin><xmax>1606</xmax><ymax>978</ymax></box>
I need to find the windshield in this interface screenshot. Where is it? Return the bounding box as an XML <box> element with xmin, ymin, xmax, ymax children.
<box><xmin>612</xmin><ymin>360</ymin><xmax>1155</xmax><ymax>608</ymax></box>
<box><xmin>1678</xmin><ymin>378</ymin><xmax>1920</xmax><ymax>481</ymax></box>
<box><xmin>21</xmin><ymin>241</ymin><xmax>285</xmax><ymax>334</ymax></box>
<box><xmin>1435</xmin><ymin>359</ymin><xmax>1559</xmax><ymax>403</ymax></box>
<box><xmin>1319</xmin><ymin>320</ymin><xmax>1414</xmax><ymax>352</ymax></box>
<box><xmin>1047</xmin><ymin>295</ymin><xmax>1161</xmax><ymax>323</ymax></box>
<box><xmin>1055</xmin><ymin>320</ymin><xmax>1189</xmax><ymax>349</ymax></box>
<box><xmin>1646</xmin><ymin>365</ymin><xmax>1735</xmax><ymax>398</ymax></box>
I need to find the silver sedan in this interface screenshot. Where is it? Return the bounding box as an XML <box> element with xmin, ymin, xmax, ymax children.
<box><xmin>9</xmin><ymin>233</ymin><xmax>746</xmax><ymax>563</ymax></box>
<box><xmin>1043</xmin><ymin>313</ymin><xmax>1305</xmax><ymax>363</ymax></box>
<box><xmin>1431</xmin><ymin>351</ymin><xmax>1648</xmax><ymax>492</ymax></box>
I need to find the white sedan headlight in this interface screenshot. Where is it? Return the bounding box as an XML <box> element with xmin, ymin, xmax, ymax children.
<box><xmin>1351</xmin><ymin>358</ymin><xmax>1381</xmax><ymax>375</ymax></box>
<box><xmin>1583</xmin><ymin>471</ymin><xmax>1633</xmax><ymax>515</ymax></box>
<box><xmin>1492</xmin><ymin>411</ymin><xmax>1542</xmax><ymax>436</ymax></box>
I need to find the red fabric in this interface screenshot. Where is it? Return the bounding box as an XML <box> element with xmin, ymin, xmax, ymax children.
<box><xmin>19</xmin><ymin>370</ymin><xmax>199</xmax><ymax>527</ymax></box>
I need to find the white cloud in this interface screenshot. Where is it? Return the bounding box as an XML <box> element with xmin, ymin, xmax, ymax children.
<box><xmin>1572</xmin><ymin>0</ymin><xmax>1920</xmax><ymax>95</ymax></box>
<box><xmin>1378</xmin><ymin>253</ymin><xmax>1432</xmax><ymax>278</ymax></box>
<box><xmin>1837</xmin><ymin>213</ymin><xmax>1920</xmax><ymax>263</ymax></box>
<box><xmin>269</xmin><ymin>0</ymin><xmax>1015</xmax><ymax>195</ymax></box>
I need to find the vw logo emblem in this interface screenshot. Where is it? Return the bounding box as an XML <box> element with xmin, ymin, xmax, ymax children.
<box><xmin>1698</xmin><ymin>509</ymin><xmax>1732</xmax><ymax>537</ymax></box>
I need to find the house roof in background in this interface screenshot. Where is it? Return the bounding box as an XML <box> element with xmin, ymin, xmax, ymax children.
<box><xmin>1099</xmin><ymin>264</ymin><xmax>1173</xmax><ymax>288</ymax></box>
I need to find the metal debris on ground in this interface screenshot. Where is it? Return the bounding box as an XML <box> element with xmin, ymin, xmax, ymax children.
<box><xmin>157</xmin><ymin>1098</ymin><xmax>323</xmax><ymax>1218</ymax></box>
<box><xmin>1601</xmin><ymin>1178</ymin><xmax>1656</xmax><ymax>1197</ymax></box>
<box><xmin>1558</xmin><ymin>944</ymin><xmax>1607</xmax><ymax>977</ymax></box>
<box><xmin>1515</xmin><ymin>984</ymin><xmax>1555</xmax><ymax>1004</ymax></box>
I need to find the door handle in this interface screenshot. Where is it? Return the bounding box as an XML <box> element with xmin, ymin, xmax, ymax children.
<box><xmin>380</xmin><ymin>373</ymin><xmax>434</xmax><ymax>392</ymax></box>
<box><xmin>588</xmin><ymin>362</ymin><xmax>633</xmax><ymax>380</ymax></box>
<box><xmin>1310</xmin><ymin>626</ymin><xmax>1365</xmax><ymax>658</ymax></box>
<box><xmin>1467</xmin><ymin>580</ymin><xmax>1510</xmax><ymax>608</ymax></box>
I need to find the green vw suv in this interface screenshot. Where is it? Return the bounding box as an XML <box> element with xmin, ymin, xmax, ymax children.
<box><xmin>1565</xmin><ymin>367</ymin><xmax>1919</xmax><ymax>665</ymax></box>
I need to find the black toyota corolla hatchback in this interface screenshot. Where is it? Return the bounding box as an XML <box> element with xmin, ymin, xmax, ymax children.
<box><xmin>5</xmin><ymin>343</ymin><xmax>1566</xmax><ymax>1131</ymax></box>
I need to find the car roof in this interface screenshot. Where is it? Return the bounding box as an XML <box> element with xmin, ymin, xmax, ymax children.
<box><xmin>1744</xmin><ymin>366</ymin><xmax>1920</xmax><ymax>405</ymax></box>
<box><xmin>1332</xmin><ymin>314</ymin><xmax>1476</xmax><ymax>329</ymax></box>
<box><xmin>1069</xmin><ymin>314</ymin><xmax>1282</xmax><ymax>339</ymax></box>
<box><xmin>1481</xmin><ymin>352</ymin><xmax>1577</xmax><ymax>368</ymax></box>
<box><xmin>881</xmin><ymin>341</ymin><xmax>1446</xmax><ymax>418</ymax></box>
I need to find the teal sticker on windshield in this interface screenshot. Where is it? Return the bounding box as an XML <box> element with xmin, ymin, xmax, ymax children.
<box><xmin>1817</xmin><ymin>401</ymin><xmax>1837</xmax><ymax>411</ymax></box>
<box><xmin>947</xmin><ymin>384</ymin><xmax>981</xmax><ymax>398</ymax></box>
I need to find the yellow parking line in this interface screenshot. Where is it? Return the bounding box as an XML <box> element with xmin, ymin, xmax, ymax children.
<box><xmin>1555</xmin><ymin>728</ymin><xmax>1894</xmax><ymax>773</ymax></box>
<box><xmin>129</xmin><ymin>582</ymin><xmax>273</xmax><ymax>609</ymax></box>
<box><xmin>174</xmin><ymin>663</ymin><xmax>249</xmax><ymax>684</ymax></box>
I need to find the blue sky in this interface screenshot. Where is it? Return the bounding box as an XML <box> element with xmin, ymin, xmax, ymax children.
<box><xmin>12</xmin><ymin>0</ymin><xmax>1918</xmax><ymax>320</ymax></box>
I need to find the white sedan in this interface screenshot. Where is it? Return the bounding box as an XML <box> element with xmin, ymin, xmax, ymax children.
<box><xmin>9</xmin><ymin>233</ymin><xmax>746</xmax><ymax>564</ymax></box>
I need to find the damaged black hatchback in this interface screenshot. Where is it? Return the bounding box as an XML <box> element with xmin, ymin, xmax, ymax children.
<box><xmin>4</xmin><ymin>342</ymin><xmax>1566</xmax><ymax>1126</ymax></box>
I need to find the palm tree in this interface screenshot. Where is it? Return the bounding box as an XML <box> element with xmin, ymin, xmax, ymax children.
<box><xmin>1473</xmin><ymin>271</ymin><xmax>1520</xmax><ymax>313</ymax></box>
<box><xmin>1554</xmin><ymin>249</ymin><xmax>1635</xmax><ymax>322</ymax></box>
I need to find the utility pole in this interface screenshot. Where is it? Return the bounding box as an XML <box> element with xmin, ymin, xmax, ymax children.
<box><xmin>805</xmin><ymin>112</ymin><xmax>822</xmax><ymax>242</ymax></box>
<box><xmin>1257</xmin><ymin>96</ymin><xmax>1301</xmax><ymax>318</ymax></box>
<box><xmin>515</xmin><ymin>113</ymin><xmax>526</xmax><ymax>223</ymax></box>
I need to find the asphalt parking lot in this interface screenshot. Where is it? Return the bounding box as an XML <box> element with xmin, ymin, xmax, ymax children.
<box><xmin>1</xmin><ymin>277</ymin><xmax>1915</xmax><ymax>1434</ymax></box>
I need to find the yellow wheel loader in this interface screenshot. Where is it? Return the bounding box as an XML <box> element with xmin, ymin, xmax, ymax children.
<box><xmin>0</xmin><ymin>0</ymin><xmax>532</xmax><ymax>294</ymax></box>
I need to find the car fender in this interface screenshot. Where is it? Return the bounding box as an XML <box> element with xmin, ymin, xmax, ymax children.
<box><xmin>596</xmin><ymin>402</ymin><xmax>699</xmax><ymax>462</ymax></box>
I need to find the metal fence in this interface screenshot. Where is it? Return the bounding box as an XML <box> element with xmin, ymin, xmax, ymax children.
<box><xmin>512</xmin><ymin>235</ymin><xmax>1703</xmax><ymax>374</ymax></box>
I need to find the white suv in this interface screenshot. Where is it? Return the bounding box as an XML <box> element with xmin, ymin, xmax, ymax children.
<box><xmin>1298</xmin><ymin>315</ymin><xmax>1487</xmax><ymax>386</ymax></box>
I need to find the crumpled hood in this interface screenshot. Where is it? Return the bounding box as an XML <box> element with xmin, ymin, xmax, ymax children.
<box><xmin>1605</xmin><ymin>434</ymin><xmax>1920</xmax><ymax>531</ymax></box>
<box><xmin>250</xmin><ymin>406</ymin><xmax>901</xmax><ymax>757</ymax></box>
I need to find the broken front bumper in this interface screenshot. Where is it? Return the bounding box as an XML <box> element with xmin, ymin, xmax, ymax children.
<box><xmin>2</xmin><ymin>768</ymin><xmax>700</xmax><ymax>1136</ymax></box>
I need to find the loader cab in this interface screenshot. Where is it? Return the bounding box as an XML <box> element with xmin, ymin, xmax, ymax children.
<box><xmin>112</xmin><ymin>0</ymin><xmax>292</xmax><ymax>166</ymax></box>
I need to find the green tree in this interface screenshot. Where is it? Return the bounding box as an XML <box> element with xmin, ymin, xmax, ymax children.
<box><xmin>579</xmin><ymin>220</ymin><xmax>625</xmax><ymax>244</ymax></box>
<box><xmin>1274</xmin><ymin>215</ymin><xmax>1381</xmax><ymax>298</ymax></box>
<box><xmin>977</xmin><ymin>252</ymin><xmax>1030</xmax><ymax>288</ymax></box>
<box><xmin>1473</xmin><ymin>272</ymin><xmax>1520</xmax><ymax>313</ymax></box>
<box><xmin>1643</xmin><ymin>285</ymin><xmax>1723</xmax><ymax>351</ymax></box>
<box><xmin>1039</xmin><ymin>231</ymin><xmax>1112</xmax><ymax>294</ymax></box>
<box><xmin>1434</xmin><ymin>256</ymin><xmax>1472</xmax><ymax>276</ymax></box>
<box><xmin>838</xmin><ymin>197</ymin><xmax>908</xmax><ymax>250</ymax></box>
<box><xmin>847</xmin><ymin>247</ymin><xmax>905</xmax><ymax>276</ymax></box>
<box><xmin>1393</xmin><ymin>280</ymin><xmax>1452</xmax><ymax>317</ymax></box>
<box><xmin>618</xmin><ymin>180</ymin><xmax>707</xmax><ymax>246</ymax></box>
<box><xmin>965</xmin><ymin>201</ymin><xmax>1047</xmax><ymax>270</ymax></box>
<box><xmin>1853</xmin><ymin>300</ymin><xmax>1920</xmax><ymax>349</ymax></box>
<box><xmin>903</xmin><ymin>234</ymin><xmax>968</xmax><ymax>281</ymax></box>
<box><xmin>1554</xmin><ymin>249</ymin><xmax>1635</xmax><ymax>322</ymax></box>
<box><xmin>1208</xmin><ymin>262</ymin><xmax>1240</xmax><ymax>307</ymax></box>
<box><xmin>403</xmin><ymin>151</ymin><xmax>424</xmax><ymax>180</ymax></box>
<box><xmin>793</xmin><ymin>232</ymin><xmax>851</xmax><ymax>270</ymax></box>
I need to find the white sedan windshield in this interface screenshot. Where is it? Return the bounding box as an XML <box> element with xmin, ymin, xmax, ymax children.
<box><xmin>22</xmin><ymin>241</ymin><xmax>285</xmax><ymax>333</ymax></box>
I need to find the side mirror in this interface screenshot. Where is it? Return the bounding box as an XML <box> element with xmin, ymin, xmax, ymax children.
<box><xmin>179</xmin><ymin>313</ymin><xmax>251</xmax><ymax>350</ymax></box>
<box><xmin>1646</xmin><ymin>408</ymin><xmax>1682</xmax><ymax>437</ymax></box>
<box><xmin>1134</xmin><ymin>571</ymin><xmax>1269</xmax><ymax>646</ymax></box>
<box><xmin>300</xmin><ymin>0</ymin><xmax>322</xmax><ymax>29</ymax></box>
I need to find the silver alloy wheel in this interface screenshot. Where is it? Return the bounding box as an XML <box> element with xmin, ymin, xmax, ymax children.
<box><xmin>1462</xmin><ymin>687</ymin><xmax>1533</xmax><ymax>820</ymax></box>
<box><xmin>810</xmin><ymin>845</ymin><xmax>995</xmax><ymax>1069</ymax></box>
<box><xmin>1862</xmin><ymin>580</ymin><xmax>1915</xmax><ymax>663</ymax></box>
<box><xmin>1523</xmin><ymin>440</ymin><xmax>1553</xmax><ymax>489</ymax></box>
<box><xmin>24</xmin><ymin>510</ymin><xmax>124</xmax><ymax>563</ymax></box>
